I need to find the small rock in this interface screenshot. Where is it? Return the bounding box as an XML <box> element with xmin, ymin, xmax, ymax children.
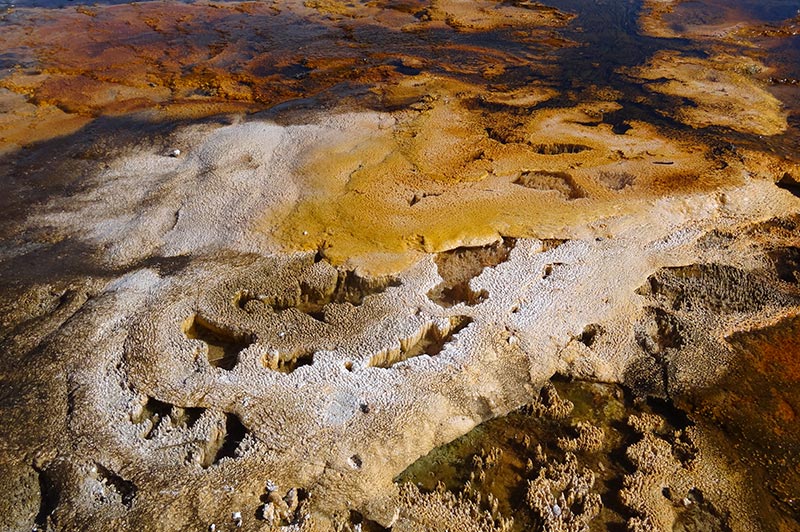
<box><xmin>265</xmin><ymin>350</ymin><xmax>280</xmax><ymax>370</ymax></box>
<box><xmin>232</xmin><ymin>511</ymin><xmax>242</xmax><ymax>527</ymax></box>
<box><xmin>261</xmin><ymin>502</ymin><xmax>275</xmax><ymax>525</ymax></box>
<box><xmin>285</xmin><ymin>488</ymin><xmax>299</xmax><ymax>513</ymax></box>
<box><xmin>169</xmin><ymin>148</ymin><xmax>181</xmax><ymax>157</ymax></box>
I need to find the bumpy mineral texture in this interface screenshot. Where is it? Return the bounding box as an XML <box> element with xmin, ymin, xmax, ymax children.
<box><xmin>1</xmin><ymin>0</ymin><xmax>799</xmax><ymax>531</ymax></box>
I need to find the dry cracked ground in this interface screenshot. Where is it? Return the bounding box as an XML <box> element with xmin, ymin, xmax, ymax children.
<box><xmin>1</xmin><ymin>0</ymin><xmax>800</xmax><ymax>531</ymax></box>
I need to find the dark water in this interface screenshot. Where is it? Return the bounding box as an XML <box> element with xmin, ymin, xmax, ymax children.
<box><xmin>2</xmin><ymin>0</ymin><xmax>797</xmax><ymax>158</ymax></box>
<box><xmin>397</xmin><ymin>380</ymin><xmax>727</xmax><ymax>532</ymax></box>
<box><xmin>399</xmin><ymin>368</ymin><xmax>800</xmax><ymax>529</ymax></box>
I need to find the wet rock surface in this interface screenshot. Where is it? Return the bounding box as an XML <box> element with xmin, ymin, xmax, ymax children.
<box><xmin>0</xmin><ymin>0</ymin><xmax>799</xmax><ymax>531</ymax></box>
<box><xmin>396</xmin><ymin>379</ymin><xmax>765</xmax><ymax>532</ymax></box>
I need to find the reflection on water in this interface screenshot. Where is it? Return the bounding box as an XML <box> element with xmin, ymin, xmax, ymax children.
<box><xmin>397</xmin><ymin>379</ymin><xmax>740</xmax><ymax>531</ymax></box>
<box><xmin>0</xmin><ymin>0</ymin><xmax>798</xmax><ymax>154</ymax></box>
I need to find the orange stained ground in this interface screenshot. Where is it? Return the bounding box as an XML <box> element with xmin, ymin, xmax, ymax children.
<box><xmin>2</xmin><ymin>0</ymin><xmax>800</xmax><ymax>274</ymax></box>
<box><xmin>0</xmin><ymin>0</ymin><xmax>573</xmax><ymax>148</ymax></box>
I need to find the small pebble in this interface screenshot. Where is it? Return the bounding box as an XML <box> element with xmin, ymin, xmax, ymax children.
<box><xmin>232</xmin><ymin>511</ymin><xmax>242</xmax><ymax>527</ymax></box>
<box><xmin>552</xmin><ymin>503</ymin><xmax>561</xmax><ymax>517</ymax></box>
<box><xmin>169</xmin><ymin>148</ymin><xmax>181</xmax><ymax>157</ymax></box>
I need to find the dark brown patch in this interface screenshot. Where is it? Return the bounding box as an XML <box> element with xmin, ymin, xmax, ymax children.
<box><xmin>183</xmin><ymin>314</ymin><xmax>254</xmax><ymax>370</ymax></box>
<box><xmin>428</xmin><ymin>238</ymin><xmax>516</xmax><ymax>307</ymax></box>
<box><xmin>514</xmin><ymin>170</ymin><xmax>586</xmax><ymax>199</ymax></box>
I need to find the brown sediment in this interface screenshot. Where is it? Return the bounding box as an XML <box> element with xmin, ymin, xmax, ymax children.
<box><xmin>0</xmin><ymin>0</ymin><xmax>575</xmax><ymax>151</ymax></box>
<box><xmin>427</xmin><ymin>238</ymin><xmax>516</xmax><ymax>307</ymax></box>
<box><xmin>408</xmin><ymin>0</ymin><xmax>575</xmax><ymax>32</ymax></box>
<box><xmin>394</xmin><ymin>380</ymin><xmax>750</xmax><ymax>531</ymax></box>
<box><xmin>739</xmin><ymin>14</ymin><xmax>800</xmax><ymax>40</ymax></box>
<box><xmin>637</xmin><ymin>0</ymin><xmax>800</xmax><ymax>141</ymax></box>
<box><xmin>729</xmin><ymin>315</ymin><xmax>800</xmax><ymax>383</ymax></box>
<box><xmin>637</xmin><ymin>0</ymin><xmax>797</xmax><ymax>42</ymax></box>
<box><xmin>0</xmin><ymin>89</ymin><xmax>92</xmax><ymax>155</ymax></box>
<box><xmin>675</xmin><ymin>315</ymin><xmax>800</xmax><ymax>519</ymax></box>
<box><xmin>639</xmin><ymin>0</ymin><xmax>753</xmax><ymax>40</ymax></box>
<box><xmin>638</xmin><ymin>0</ymin><xmax>680</xmax><ymax>38</ymax></box>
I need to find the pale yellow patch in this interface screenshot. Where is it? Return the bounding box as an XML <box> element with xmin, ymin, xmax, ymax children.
<box><xmin>263</xmin><ymin>78</ymin><xmax>732</xmax><ymax>275</ymax></box>
<box><xmin>625</xmin><ymin>51</ymin><xmax>787</xmax><ymax>136</ymax></box>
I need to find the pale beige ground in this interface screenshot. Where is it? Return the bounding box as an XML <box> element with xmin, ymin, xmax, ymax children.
<box><xmin>2</xmin><ymin>87</ymin><xmax>799</xmax><ymax>529</ymax></box>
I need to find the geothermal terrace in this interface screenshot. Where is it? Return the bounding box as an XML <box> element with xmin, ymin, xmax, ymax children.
<box><xmin>0</xmin><ymin>0</ymin><xmax>798</xmax><ymax>530</ymax></box>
